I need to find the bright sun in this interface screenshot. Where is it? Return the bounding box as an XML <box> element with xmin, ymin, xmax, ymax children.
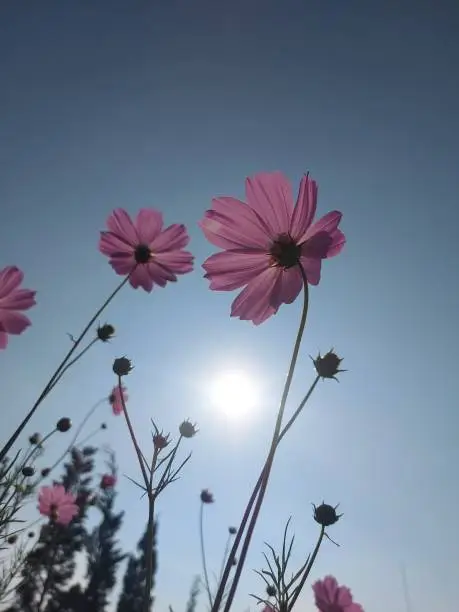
<box><xmin>208</xmin><ymin>369</ymin><xmax>260</xmax><ymax>419</ymax></box>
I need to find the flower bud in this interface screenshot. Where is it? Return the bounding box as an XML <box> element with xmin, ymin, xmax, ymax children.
<box><xmin>313</xmin><ymin>351</ymin><xmax>344</xmax><ymax>380</ymax></box>
<box><xmin>21</xmin><ymin>466</ymin><xmax>35</xmax><ymax>477</ymax></box>
<box><xmin>266</xmin><ymin>585</ymin><xmax>276</xmax><ymax>597</ymax></box>
<box><xmin>101</xmin><ymin>423</ymin><xmax>107</xmax><ymax>430</ymax></box>
<box><xmin>97</xmin><ymin>323</ymin><xmax>115</xmax><ymax>342</ymax></box>
<box><xmin>41</xmin><ymin>468</ymin><xmax>51</xmax><ymax>478</ymax></box>
<box><xmin>7</xmin><ymin>535</ymin><xmax>18</xmax><ymax>545</ymax></box>
<box><xmin>28</xmin><ymin>531</ymin><xmax>35</xmax><ymax>538</ymax></box>
<box><xmin>228</xmin><ymin>526</ymin><xmax>237</xmax><ymax>535</ymax></box>
<box><xmin>153</xmin><ymin>433</ymin><xmax>170</xmax><ymax>451</ymax></box>
<box><xmin>113</xmin><ymin>357</ymin><xmax>133</xmax><ymax>377</ymax></box>
<box><xmin>179</xmin><ymin>419</ymin><xmax>198</xmax><ymax>438</ymax></box>
<box><xmin>313</xmin><ymin>502</ymin><xmax>342</xmax><ymax>527</ymax></box>
<box><xmin>56</xmin><ymin>417</ymin><xmax>72</xmax><ymax>432</ymax></box>
<box><xmin>100</xmin><ymin>474</ymin><xmax>117</xmax><ymax>489</ymax></box>
<box><xmin>200</xmin><ymin>489</ymin><xmax>214</xmax><ymax>504</ymax></box>
<box><xmin>28</xmin><ymin>433</ymin><xmax>41</xmax><ymax>445</ymax></box>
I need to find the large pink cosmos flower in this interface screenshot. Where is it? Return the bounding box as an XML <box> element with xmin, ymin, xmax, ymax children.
<box><xmin>312</xmin><ymin>576</ymin><xmax>364</xmax><ymax>612</ymax></box>
<box><xmin>38</xmin><ymin>485</ymin><xmax>79</xmax><ymax>526</ymax></box>
<box><xmin>108</xmin><ymin>385</ymin><xmax>127</xmax><ymax>416</ymax></box>
<box><xmin>0</xmin><ymin>266</ymin><xmax>36</xmax><ymax>349</ymax></box>
<box><xmin>200</xmin><ymin>172</ymin><xmax>345</xmax><ymax>324</ymax></box>
<box><xmin>99</xmin><ymin>209</ymin><xmax>194</xmax><ymax>292</ymax></box>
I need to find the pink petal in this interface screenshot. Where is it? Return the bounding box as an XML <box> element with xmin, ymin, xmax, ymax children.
<box><xmin>299</xmin><ymin>256</ymin><xmax>322</xmax><ymax>285</ymax></box>
<box><xmin>245</xmin><ymin>172</ymin><xmax>294</xmax><ymax>235</ymax></box>
<box><xmin>299</xmin><ymin>211</ymin><xmax>342</xmax><ymax>245</ymax></box>
<box><xmin>230</xmin><ymin>266</ymin><xmax>280</xmax><ymax>324</ymax></box>
<box><xmin>0</xmin><ymin>331</ymin><xmax>8</xmax><ymax>349</ymax></box>
<box><xmin>335</xmin><ymin>586</ymin><xmax>354</xmax><ymax>607</ymax></box>
<box><xmin>150</xmin><ymin>224</ymin><xmax>190</xmax><ymax>252</ymax></box>
<box><xmin>51</xmin><ymin>485</ymin><xmax>66</xmax><ymax>503</ymax></box>
<box><xmin>0</xmin><ymin>289</ymin><xmax>36</xmax><ymax>311</ymax></box>
<box><xmin>129</xmin><ymin>266</ymin><xmax>155</xmax><ymax>292</ymax></box>
<box><xmin>154</xmin><ymin>250</ymin><xmax>194</xmax><ymax>275</ymax></box>
<box><xmin>313</xmin><ymin>576</ymin><xmax>338</xmax><ymax>604</ymax></box>
<box><xmin>0</xmin><ymin>267</ymin><xmax>23</xmax><ymax>299</ymax></box>
<box><xmin>99</xmin><ymin>231</ymin><xmax>135</xmax><ymax>257</ymax></box>
<box><xmin>0</xmin><ymin>311</ymin><xmax>31</xmax><ymax>335</ymax></box>
<box><xmin>348</xmin><ymin>604</ymin><xmax>364</xmax><ymax>612</ymax></box>
<box><xmin>289</xmin><ymin>174</ymin><xmax>318</xmax><ymax>240</ymax></box>
<box><xmin>135</xmin><ymin>209</ymin><xmax>163</xmax><ymax>244</ymax></box>
<box><xmin>108</xmin><ymin>254</ymin><xmax>136</xmax><ymax>276</ymax></box>
<box><xmin>270</xmin><ymin>266</ymin><xmax>304</xmax><ymax>309</ymax></box>
<box><xmin>199</xmin><ymin>197</ymin><xmax>272</xmax><ymax>249</ymax></box>
<box><xmin>106</xmin><ymin>209</ymin><xmax>139</xmax><ymax>246</ymax></box>
<box><xmin>203</xmin><ymin>250</ymin><xmax>268</xmax><ymax>291</ymax></box>
<box><xmin>301</xmin><ymin>227</ymin><xmax>345</xmax><ymax>260</ymax></box>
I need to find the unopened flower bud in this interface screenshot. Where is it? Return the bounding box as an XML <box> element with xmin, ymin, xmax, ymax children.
<box><xmin>29</xmin><ymin>433</ymin><xmax>41</xmax><ymax>445</ymax></box>
<box><xmin>7</xmin><ymin>535</ymin><xmax>18</xmax><ymax>545</ymax></box>
<box><xmin>21</xmin><ymin>466</ymin><xmax>35</xmax><ymax>477</ymax></box>
<box><xmin>97</xmin><ymin>323</ymin><xmax>115</xmax><ymax>342</ymax></box>
<box><xmin>41</xmin><ymin>468</ymin><xmax>51</xmax><ymax>478</ymax></box>
<box><xmin>153</xmin><ymin>433</ymin><xmax>170</xmax><ymax>451</ymax></box>
<box><xmin>313</xmin><ymin>350</ymin><xmax>344</xmax><ymax>380</ymax></box>
<box><xmin>28</xmin><ymin>531</ymin><xmax>35</xmax><ymax>538</ymax></box>
<box><xmin>101</xmin><ymin>423</ymin><xmax>107</xmax><ymax>430</ymax></box>
<box><xmin>56</xmin><ymin>417</ymin><xmax>72</xmax><ymax>432</ymax></box>
<box><xmin>313</xmin><ymin>502</ymin><xmax>342</xmax><ymax>527</ymax></box>
<box><xmin>100</xmin><ymin>474</ymin><xmax>117</xmax><ymax>489</ymax></box>
<box><xmin>179</xmin><ymin>419</ymin><xmax>198</xmax><ymax>438</ymax></box>
<box><xmin>228</xmin><ymin>526</ymin><xmax>237</xmax><ymax>535</ymax></box>
<box><xmin>200</xmin><ymin>489</ymin><xmax>214</xmax><ymax>504</ymax></box>
<box><xmin>113</xmin><ymin>357</ymin><xmax>133</xmax><ymax>377</ymax></box>
<box><xmin>266</xmin><ymin>585</ymin><xmax>276</xmax><ymax>597</ymax></box>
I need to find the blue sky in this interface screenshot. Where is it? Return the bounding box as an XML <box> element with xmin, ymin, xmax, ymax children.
<box><xmin>1</xmin><ymin>1</ymin><xmax>459</xmax><ymax>611</ymax></box>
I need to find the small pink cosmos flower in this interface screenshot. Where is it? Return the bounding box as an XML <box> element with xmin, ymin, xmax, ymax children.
<box><xmin>312</xmin><ymin>576</ymin><xmax>364</xmax><ymax>612</ymax></box>
<box><xmin>0</xmin><ymin>266</ymin><xmax>36</xmax><ymax>349</ymax></box>
<box><xmin>100</xmin><ymin>474</ymin><xmax>117</xmax><ymax>489</ymax></box>
<box><xmin>38</xmin><ymin>485</ymin><xmax>79</xmax><ymax>526</ymax></box>
<box><xmin>200</xmin><ymin>172</ymin><xmax>345</xmax><ymax>324</ymax></box>
<box><xmin>99</xmin><ymin>208</ymin><xmax>194</xmax><ymax>292</ymax></box>
<box><xmin>108</xmin><ymin>385</ymin><xmax>127</xmax><ymax>416</ymax></box>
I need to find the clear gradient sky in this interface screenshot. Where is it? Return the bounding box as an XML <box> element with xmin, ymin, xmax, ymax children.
<box><xmin>1</xmin><ymin>2</ymin><xmax>459</xmax><ymax>611</ymax></box>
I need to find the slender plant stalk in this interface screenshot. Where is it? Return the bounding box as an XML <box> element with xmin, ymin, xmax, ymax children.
<box><xmin>287</xmin><ymin>526</ymin><xmax>325</xmax><ymax>611</ymax></box>
<box><xmin>200</xmin><ymin>502</ymin><xmax>213</xmax><ymax>609</ymax></box>
<box><xmin>0</xmin><ymin>275</ymin><xmax>131</xmax><ymax>464</ymax></box>
<box><xmin>214</xmin><ymin>274</ymin><xmax>309</xmax><ymax>612</ymax></box>
<box><xmin>212</xmin><ymin>373</ymin><xmax>320</xmax><ymax>612</ymax></box>
<box><xmin>218</xmin><ymin>532</ymin><xmax>233</xmax><ymax>586</ymax></box>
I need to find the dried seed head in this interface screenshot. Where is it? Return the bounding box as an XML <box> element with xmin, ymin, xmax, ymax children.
<box><xmin>313</xmin><ymin>350</ymin><xmax>344</xmax><ymax>380</ymax></box>
<box><xmin>97</xmin><ymin>323</ymin><xmax>115</xmax><ymax>342</ymax></box>
<box><xmin>179</xmin><ymin>419</ymin><xmax>198</xmax><ymax>438</ymax></box>
<box><xmin>112</xmin><ymin>357</ymin><xmax>133</xmax><ymax>377</ymax></box>
<box><xmin>200</xmin><ymin>489</ymin><xmax>214</xmax><ymax>504</ymax></box>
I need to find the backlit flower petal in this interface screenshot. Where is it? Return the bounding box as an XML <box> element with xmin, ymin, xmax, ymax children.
<box><xmin>136</xmin><ymin>209</ymin><xmax>163</xmax><ymax>244</ymax></box>
<box><xmin>129</xmin><ymin>266</ymin><xmax>155</xmax><ymax>292</ymax></box>
<box><xmin>270</xmin><ymin>266</ymin><xmax>303</xmax><ymax>309</ymax></box>
<box><xmin>289</xmin><ymin>174</ymin><xmax>318</xmax><ymax>240</ymax></box>
<box><xmin>108</xmin><ymin>254</ymin><xmax>136</xmax><ymax>276</ymax></box>
<box><xmin>0</xmin><ymin>289</ymin><xmax>36</xmax><ymax>310</ymax></box>
<box><xmin>0</xmin><ymin>267</ymin><xmax>23</xmax><ymax>299</ymax></box>
<box><xmin>154</xmin><ymin>250</ymin><xmax>194</xmax><ymax>275</ymax></box>
<box><xmin>0</xmin><ymin>311</ymin><xmax>31</xmax><ymax>335</ymax></box>
<box><xmin>245</xmin><ymin>172</ymin><xmax>294</xmax><ymax>235</ymax></box>
<box><xmin>99</xmin><ymin>231</ymin><xmax>135</xmax><ymax>257</ymax></box>
<box><xmin>0</xmin><ymin>331</ymin><xmax>8</xmax><ymax>349</ymax></box>
<box><xmin>200</xmin><ymin>197</ymin><xmax>272</xmax><ymax>249</ymax></box>
<box><xmin>299</xmin><ymin>211</ymin><xmax>342</xmax><ymax>245</ymax></box>
<box><xmin>203</xmin><ymin>250</ymin><xmax>268</xmax><ymax>291</ymax></box>
<box><xmin>151</xmin><ymin>224</ymin><xmax>190</xmax><ymax>252</ymax></box>
<box><xmin>106</xmin><ymin>209</ymin><xmax>139</xmax><ymax>245</ymax></box>
<box><xmin>231</xmin><ymin>266</ymin><xmax>280</xmax><ymax>324</ymax></box>
<box><xmin>300</xmin><ymin>257</ymin><xmax>322</xmax><ymax>285</ymax></box>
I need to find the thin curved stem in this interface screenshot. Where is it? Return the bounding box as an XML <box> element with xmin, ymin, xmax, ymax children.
<box><xmin>287</xmin><ymin>526</ymin><xmax>325</xmax><ymax>611</ymax></box>
<box><xmin>212</xmin><ymin>368</ymin><xmax>318</xmax><ymax>612</ymax></box>
<box><xmin>216</xmin><ymin>272</ymin><xmax>310</xmax><ymax>612</ymax></box>
<box><xmin>118</xmin><ymin>377</ymin><xmax>150</xmax><ymax>491</ymax></box>
<box><xmin>0</xmin><ymin>275</ymin><xmax>131</xmax><ymax>464</ymax></box>
<box><xmin>218</xmin><ymin>533</ymin><xmax>233</xmax><ymax>587</ymax></box>
<box><xmin>47</xmin><ymin>338</ymin><xmax>99</xmax><ymax>392</ymax></box>
<box><xmin>200</xmin><ymin>502</ymin><xmax>214</xmax><ymax>609</ymax></box>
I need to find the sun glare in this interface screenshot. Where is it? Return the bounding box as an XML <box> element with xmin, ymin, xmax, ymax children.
<box><xmin>208</xmin><ymin>369</ymin><xmax>260</xmax><ymax>419</ymax></box>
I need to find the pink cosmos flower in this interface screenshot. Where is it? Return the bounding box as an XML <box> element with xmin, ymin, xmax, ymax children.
<box><xmin>99</xmin><ymin>208</ymin><xmax>194</xmax><ymax>292</ymax></box>
<box><xmin>200</xmin><ymin>172</ymin><xmax>345</xmax><ymax>324</ymax></box>
<box><xmin>38</xmin><ymin>485</ymin><xmax>79</xmax><ymax>526</ymax></box>
<box><xmin>0</xmin><ymin>266</ymin><xmax>36</xmax><ymax>349</ymax></box>
<box><xmin>109</xmin><ymin>385</ymin><xmax>127</xmax><ymax>416</ymax></box>
<box><xmin>100</xmin><ymin>474</ymin><xmax>117</xmax><ymax>489</ymax></box>
<box><xmin>312</xmin><ymin>576</ymin><xmax>364</xmax><ymax>612</ymax></box>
